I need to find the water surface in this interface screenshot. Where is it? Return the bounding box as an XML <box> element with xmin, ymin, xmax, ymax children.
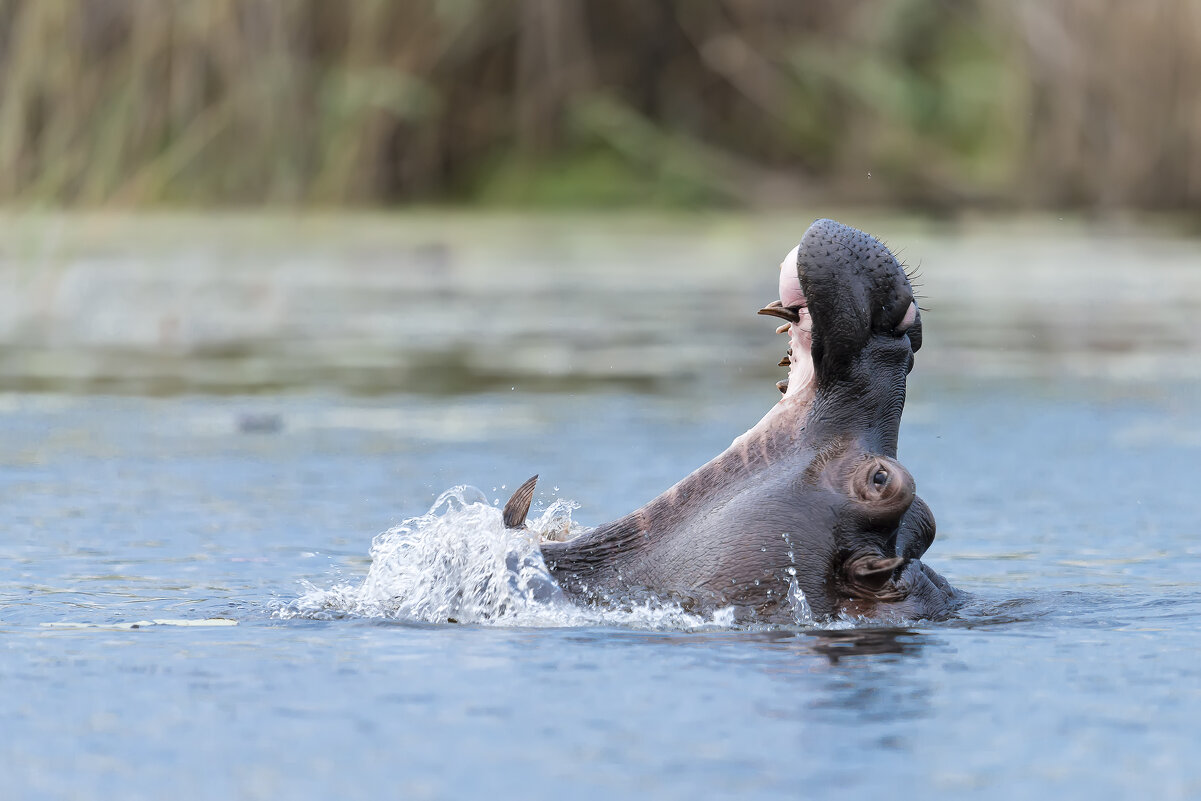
<box><xmin>3</xmin><ymin>377</ymin><xmax>1199</xmax><ymax>799</ymax></box>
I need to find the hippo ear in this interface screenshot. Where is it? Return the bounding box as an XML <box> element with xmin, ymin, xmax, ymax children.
<box><xmin>503</xmin><ymin>475</ymin><xmax>538</xmax><ymax>529</ymax></box>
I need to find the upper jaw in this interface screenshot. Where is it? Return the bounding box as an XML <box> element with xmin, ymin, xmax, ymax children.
<box><xmin>759</xmin><ymin>222</ymin><xmax>917</xmax><ymax>404</ymax></box>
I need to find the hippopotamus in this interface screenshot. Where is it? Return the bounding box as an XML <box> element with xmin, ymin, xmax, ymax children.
<box><xmin>504</xmin><ymin>219</ymin><xmax>957</xmax><ymax>623</ymax></box>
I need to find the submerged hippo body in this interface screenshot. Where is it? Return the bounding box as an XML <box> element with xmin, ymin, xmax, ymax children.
<box><xmin>506</xmin><ymin>219</ymin><xmax>957</xmax><ymax>622</ymax></box>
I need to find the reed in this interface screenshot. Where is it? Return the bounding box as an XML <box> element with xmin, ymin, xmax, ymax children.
<box><xmin>0</xmin><ymin>0</ymin><xmax>1195</xmax><ymax>209</ymax></box>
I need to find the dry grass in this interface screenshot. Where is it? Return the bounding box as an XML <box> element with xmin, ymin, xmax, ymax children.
<box><xmin>0</xmin><ymin>0</ymin><xmax>1196</xmax><ymax>209</ymax></box>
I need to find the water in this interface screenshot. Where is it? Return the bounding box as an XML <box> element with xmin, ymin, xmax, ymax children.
<box><xmin>3</xmin><ymin>376</ymin><xmax>1200</xmax><ymax>800</ymax></box>
<box><xmin>2</xmin><ymin>213</ymin><xmax>1199</xmax><ymax>798</ymax></box>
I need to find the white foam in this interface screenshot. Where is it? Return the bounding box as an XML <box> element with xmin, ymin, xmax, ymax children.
<box><xmin>275</xmin><ymin>486</ymin><xmax>746</xmax><ymax>631</ymax></box>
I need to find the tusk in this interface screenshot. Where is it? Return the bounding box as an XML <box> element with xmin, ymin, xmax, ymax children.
<box><xmin>758</xmin><ymin>304</ymin><xmax>800</xmax><ymax>323</ymax></box>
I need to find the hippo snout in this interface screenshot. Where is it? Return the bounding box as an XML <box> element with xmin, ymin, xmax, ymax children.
<box><xmin>843</xmin><ymin>454</ymin><xmax>916</xmax><ymax>526</ymax></box>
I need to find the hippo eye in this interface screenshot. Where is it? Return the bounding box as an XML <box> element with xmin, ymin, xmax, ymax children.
<box><xmin>872</xmin><ymin>469</ymin><xmax>889</xmax><ymax>487</ymax></box>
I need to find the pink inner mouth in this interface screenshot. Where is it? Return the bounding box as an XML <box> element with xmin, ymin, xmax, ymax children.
<box><xmin>730</xmin><ymin>245</ymin><xmax>820</xmax><ymax>453</ymax></box>
<box><xmin>777</xmin><ymin>244</ymin><xmax>807</xmax><ymax>309</ymax></box>
<box><xmin>776</xmin><ymin>245</ymin><xmax>815</xmax><ymax>402</ymax></box>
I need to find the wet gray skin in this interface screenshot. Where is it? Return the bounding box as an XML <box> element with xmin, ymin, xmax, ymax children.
<box><xmin>506</xmin><ymin>219</ymin><xmax>958</xmax><ymax>623</ymax></box>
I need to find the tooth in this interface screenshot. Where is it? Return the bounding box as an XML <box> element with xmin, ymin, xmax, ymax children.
<box><xmin>776</xmin><ymin>379</ymin><xmax>789</xmax><ymax>394</ymax></box>
<box><xmin>758</xmin><ymin>305</ymin><xmax>800</xmax><ymax>323</ymax></box>
<box><xmin>775</xmin><ymin>323</ymin><xmax>791</xmax><ymax>334</ymax></box>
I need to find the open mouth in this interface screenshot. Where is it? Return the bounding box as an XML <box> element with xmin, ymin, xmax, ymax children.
<box><xmin>757</xmin><ymin>245</ymin><xmax>816</xmax><ymax>400</ymax></box>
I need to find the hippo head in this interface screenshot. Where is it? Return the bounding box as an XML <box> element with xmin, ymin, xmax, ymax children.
<box><xmin>757</xmin><ymin>219</ymin><xmax>952</xmax><ymax>620</ymax></box>
<box><xmin>535</xmin><ymin>218</ymin><xmax>955</xmax><ymax>625</ymax></box>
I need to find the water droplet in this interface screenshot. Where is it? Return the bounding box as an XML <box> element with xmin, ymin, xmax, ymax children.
<box><xmin>787</xmin><ymin>578</ymin><xmax>814</xmax><ymax>625</ymax></box>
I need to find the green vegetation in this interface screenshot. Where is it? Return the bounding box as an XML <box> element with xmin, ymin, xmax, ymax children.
<box><xmin>0</xmin><ymin>0</ymin><xmax>1198</xmax><ymax>210</ymax></box>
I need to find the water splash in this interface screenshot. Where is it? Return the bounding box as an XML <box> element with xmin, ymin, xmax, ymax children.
<box><xmin>787</xmin><ymin>579</ymin><xmax>817</xmax><ymax>626</ymax></box>
<box><xmin>276</xmin><ymin>486</ymin><xmax>740</xmax><ymax>631</ymax></box>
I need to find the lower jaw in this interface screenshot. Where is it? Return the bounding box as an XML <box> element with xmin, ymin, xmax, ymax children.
<box><xmin>779</xmin><ymin>311</ymin><xmax>815</xmax><ymax>401</ymax></box>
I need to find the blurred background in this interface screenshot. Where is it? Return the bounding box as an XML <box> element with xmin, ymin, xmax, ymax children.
<box><xmin>0</xmin><ymin>0</ymin><xmax>1199</xmax><ymax>392</ymax></box>
<box><xmin>1</xmin><ymin>0</ymin><xmax>1199</xmax><ymax>210</ymax></box>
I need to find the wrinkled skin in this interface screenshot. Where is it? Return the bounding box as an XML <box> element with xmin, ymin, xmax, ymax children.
<box><xmin>525</xmin><ymin>219</ymin><xmax>958</xmax><ymax>623</ymax></box>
